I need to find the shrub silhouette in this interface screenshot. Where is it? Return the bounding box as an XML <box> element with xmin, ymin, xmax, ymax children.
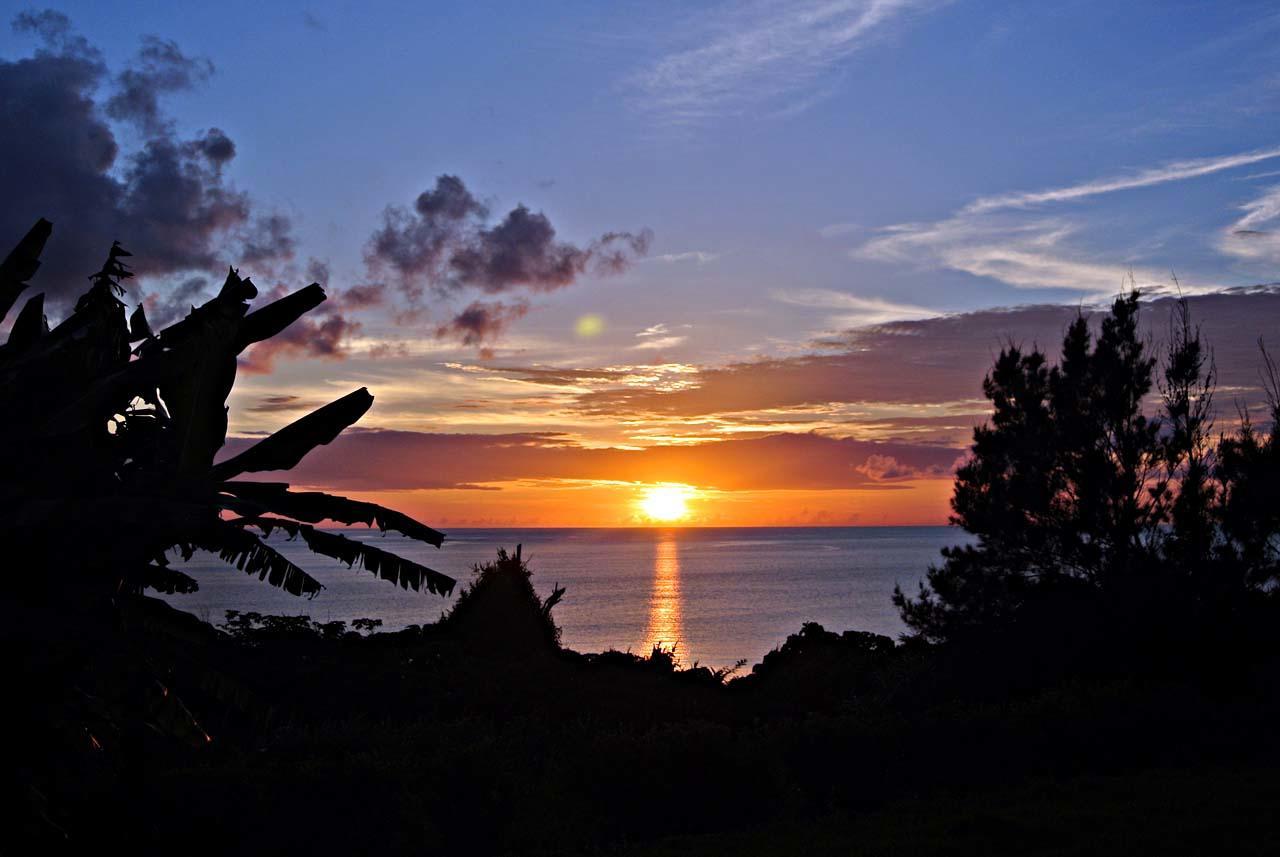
<box><xmin>440</xmin><ymin>545</ymin><xmax>564</xmax><ymax>655</ymax></box>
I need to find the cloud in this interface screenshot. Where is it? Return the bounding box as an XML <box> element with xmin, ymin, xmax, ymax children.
<box><xmin>645</xmin><ymin>250</ymin><xmax>719</xmax><ymax>264</ymax></box>
<box><xmin>337</xmin><ymin>282</ymin><xmax>386</xmax><ymax>309</ymax></box>
<box><xmin>1219</xmin><ymin>184</ymin><xmax>1280</xmax><ymax>264</ymax></box>
<box><xmin>366</xmin><ymin>174</ymin><xmax>651</xmax><ymax>301</ymax></box>
<box><xmin>632</xmin><ymin>336</ymin><xmax>688</xmax><ymax>351</ymax></box>
<box><xmin>854</xmin><ymin>145</ymin><xmax>1280</xmax><ymax>293</ymax></box>
<box><xmin>771</xmin><ymin>288</ymin><xmax>938</xmax><ymax>326</ymax></box>
<box><xmin>963</xmin><ymin>146</ymin><xmax>1280</xmax><ymax>215</ymax></box>
<box><xmin>629</xmin><ymin>322</ymin><xmax>690</xmax><ymax>350</ymax></box>
<box><xmin>637</xmin><ymin>323</ymin><xmax>673</xmax><ymax>338</ymax></box>
<box><xmin>240</xmin><ymin>213</ymin><xmax>297</xmax><ymax>267</ymax></box>
<box><xmin>0</xmin><ymin>11</ymin><xmax>283</xmax><ymax>309</ymax></box>
<box><xmin>629</xmin><ymin>0</ymin><xmax>942</xmax><ymax>123</ymax></box>
<box><xmin>247</xmin><ymin>394</ymin><xmax>327</xmax><ymax>413</ymax></box>
<box><xmin>856</xmin><ymin>453</ymin><xmax>924</xmax><ymax>480</ymax></box>
<box><xmin>192</xmin><ymin>127</ymin><xmax>235</xmax><ymax>165</ymax></box>
<box><xmin>105</xmin><ymin>34</ymin><xmax>214</xmax><ymax>134</ymax></box>
<box><xmin>366</xmin><ymin>174</ymin><xmax>651</xmax><ymax>351</ymax></box>
<box><xmin>568</xmin><ymin>290</ymin><xmax>1280</xmax><ymax>419</ymax></box>
<box><xmin>238</xmin><ymin>283</ymin><xmax>364</xmax><ymax>374</ymax></box>
<box><xmin>217</xmin><ymin>428</ymin><xmax>962</xmax><ymax>492</ymax></box>
<box><xmin>143</xmin><ymin>275</ymin><xmax>209</xmax><ymax>327</ymax></box>
<box><xmin>435</xmin><ymin>299</ymin><xmax>530</xmax><ymax>352</ymax></box>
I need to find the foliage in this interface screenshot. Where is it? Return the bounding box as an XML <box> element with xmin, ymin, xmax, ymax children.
<box><xmin>218</xmin><ymin>610</ymin><xmax>385</xmax><ymax>642</ymax></box>
<box><xmin>0</xmin><ymin>220</ymin><xmax>461</xmax><ymax>841</ymax></box>
<box><xmin>0</xmin><ymin>219</ymin><xmax>454</xmax><ymax>602</ymax></box>
<box><xmin>440</xmin><ymin>545</ymin><xmax>564</xmax><ymax>654</ymax></box>
<box><xmin>896</xmin><ymin>290</ymin><xmax>1280</xmax><ymax>642</ymax></box>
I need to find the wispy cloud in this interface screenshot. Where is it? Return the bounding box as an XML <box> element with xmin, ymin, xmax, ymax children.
<box><xmin>1219</xmin><ymin>184</ymin><xmax>1280</xmax><ymax>265</ymax></box>
<box><xmin>771</xmin><ymin>288</ymin><xmax>938</xmax><ymax>326</ymax></box>
<box><xmin>855</xmin><ymin>145</ymin><xmax>1280</xmax><ymax>293</ymax></box>
<box><xmin>629</xmin><ymin>0</ymin><xmax>942</xmax><ymax>123</ymax></box>
<box><xmin>858</xmin><ymin>217</ymin><xmax>1166</xmax><ymax>294</ymax></box>
<box><xmin>645</xmin><ymin>250</ymin><xmax>720</xmax><ymax>265</ymax></box>
<box><xmin>633</xmin><ymin>336</ymin><xmax>689</xmax><ymax>350</ymax></box>
<box><xmin>633</xmin><ymin>322</ymin><xmax>689</xmax><ymax>350</ymax></box>
<box><xmin>963</xmin><ymin>146</ymin><xmax>1280</xmax><ymax>215</ymax></box>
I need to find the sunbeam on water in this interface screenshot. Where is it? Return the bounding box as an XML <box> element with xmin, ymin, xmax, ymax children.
<box><xmin>639</xmin><ymin>532</ymin><xmax>687</xmax><ymax>663</ymax></box>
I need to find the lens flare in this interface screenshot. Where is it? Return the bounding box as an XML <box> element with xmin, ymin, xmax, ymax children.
<box><xmin>575</xmin><ymin>314</ymin><xmax>605</xmax><ymax>338</ymax></box>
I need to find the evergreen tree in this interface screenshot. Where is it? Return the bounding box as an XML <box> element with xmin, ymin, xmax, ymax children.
<box><xmin>894</xmin><ymin>292</ymin><xmax>1226</xmax><ymax>642</ymax></box>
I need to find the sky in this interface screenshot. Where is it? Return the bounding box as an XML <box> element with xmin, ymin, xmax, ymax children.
<box><xmin>3</xmin><ymin>0</ymin><xmax>1280</xmax><ymax>526</ymax></box>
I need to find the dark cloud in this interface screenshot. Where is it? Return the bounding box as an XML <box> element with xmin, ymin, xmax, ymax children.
<box><xmin>478</xmin><ymin>365</ymin><xmax>646</xmax><ymax>386</ymax></box>
<box><xmin>856</xmin><ymin>454</ymin><xmax>932</xmax><ymax>481</ymax></box>
<box><xmin>193</xmin><ymin>127</ymin><xmax>235</xmax><ymax>165</ymax></box>
<box><xmin>142</xmin><ymin>275</ymin><xmax>208</xmax><ymax>327</ymax></box>
<box><xmin>565</xmin><ymin>290</ymin><xmax>1280</xmax><ymax>420</ymax></box>
<box><xmin>216</xmin><ymin>429</ymin><xmax>962</xmax><ymax>492</ymax></box>
<box><xmin>365</xmin><ymin>174</ymin><xmax>487</xmax><ymax>300</ymax></box>
<box><xmin>0</xmin><ymin>12</ymin><xmax>282</xmax><ymax>309</ymax></box>
<box><xmin>366</xmin><ymin>174</ymin><xmax>651</xmax><ymax>348</ymax></box>
<box><xmin>449</xmin><ymin>208</ymin><xmax>652</xmax><ymax>293</ymax></box>
<box><xmin>304</xmin><ymin>258</ymin><xmax>330</xmax><ymax>286</ymax></box>
<box><xmin>436</xmin><ymin>299</ymin><xmax>529</xmax><ymax>350</ymax></box>
<box><xmin>237</xmin><ymin>284</ymin><xmax>363</xmax><ymax>375</ymax></box>
<box><xmin>12</xmin><ymin>9</ymin><xmax>93</xmax><ymax>54</ymax></box>
<box><xmin>337</xmin><ymin>282</ymin><xmax>386</xmax><ymax>309</ymax></box>
<box><xmin>240</xmin><ymin>213</ymin><xmax>297</xmax><ymax>266</ymax></box>
<box><xmin>248</xmin><ymin>394</ymin><xmax>327</xmax><ymax>413</ymax></box>
<box><xmin>105</xmin><ymin>35</ymin><xmax>213</xmax><ymax>134</ymax></box>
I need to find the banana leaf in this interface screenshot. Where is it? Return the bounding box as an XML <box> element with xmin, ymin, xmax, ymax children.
<box><xmin>128</xmin><ymin>303</ymin><xmax>153</xmax><ymax>342</ymax></box>
<box><xmin>195</xmin><ymin>521</ymin><xmax>323</xmax><ymax>597</ymax></box>
<box><xmin>235</xmin><ymin>283</ymin><xmax>326</xmax><ymax>351</ymax></box>
<box><xmin>248</xmin><ymin>517</ymin><xmax>455</xmax><ymax>595</ymax></box>
<box><xmin>221</xmin><ymin>481</ymin><xmax>445</xmax><ymax>547</ymax></box>
<box><xmin>141</xmin><ymin>565</ymin><xmax>200</xmax><ymax>595</ymax></box>
<box><xmin>6</xmin><ymin>294</ymin><xmax>46</xmax><ymax>350</ymax></box>
<box><xmin>210</xmin><ymin>387</ymin><xmax>373</xmax><ymax>481</ymax></box>
<box><xmin>0</xmin><ymin>218</ymin><xmax>52</xmax><ymax>324</ymax></box>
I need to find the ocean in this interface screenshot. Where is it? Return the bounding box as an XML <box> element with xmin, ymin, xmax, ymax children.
<box><xmin>165</xmin><ymin>526</ymin><xmax>968</xmax><ymax>668</ymax></box>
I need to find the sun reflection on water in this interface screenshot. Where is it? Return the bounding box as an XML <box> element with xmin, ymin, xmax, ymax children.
<box><xmin>639</xmin><ymin>532</ymin><xmax>687</xmax><ymax>664</ymax></box>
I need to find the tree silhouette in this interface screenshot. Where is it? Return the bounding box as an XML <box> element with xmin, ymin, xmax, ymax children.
<box><xmin>893</xmin><ymin>291</ymin><xmax>1259</xmax><ymax>642</ymax></box>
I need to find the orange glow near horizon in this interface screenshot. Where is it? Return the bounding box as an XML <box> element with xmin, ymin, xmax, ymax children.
<box><xmin>342</xmin><ymin>476</ymin><xmax>953</xmax><ymax>529</ymax></box>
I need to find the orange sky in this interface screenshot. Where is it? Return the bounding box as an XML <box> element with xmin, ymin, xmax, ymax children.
<box><xmin>220</xmin><ymin>291</ymin><xmax>1280</xmax><ymax>529</ymax></box>
<box><xmin>346</xmin><ymin>478</ymin><xmax>955</xmax><ymax>529</ymax></box>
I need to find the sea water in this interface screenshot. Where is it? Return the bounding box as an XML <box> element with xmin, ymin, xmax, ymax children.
<box><xmin>165</xmin><ymin>526</ymin><xmax>967</xmax><ymax>668</ymax></box>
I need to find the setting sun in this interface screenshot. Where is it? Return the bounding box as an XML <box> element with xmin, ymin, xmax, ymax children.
<box><xmin>638</xmin><ymin>484</ymin><xmax>694</xmax><ymax>523</ymax></box>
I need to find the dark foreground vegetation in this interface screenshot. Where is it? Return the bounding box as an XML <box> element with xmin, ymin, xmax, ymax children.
<box><xmin>7</xmin><ymin>222</ymin><xmax>1280</xmax><ymax>855</ymax></box>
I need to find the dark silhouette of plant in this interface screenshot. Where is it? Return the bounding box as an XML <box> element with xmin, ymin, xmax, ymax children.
<box><xmin>441</xmin><ymin>545</ymin><xmax>563</xmax><ymax>654</ymax></box>
<box><xmin>0</xmin><ymin>218</ymin><xmax>456</xmax><ymax>604</ymax></box>
<box><xmin>1214</xmin><ymin>343</ymin><xmax>1280</xmax><ymax>590</ymax></box>
<box><xmin>895</xmin><ymin>291</ymin><xmax>1268</xmax><ymax>643</ymax></box>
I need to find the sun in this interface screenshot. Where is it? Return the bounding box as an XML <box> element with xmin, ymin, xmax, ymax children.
<box><xmin>638</xmin><ymin>484</ymin><xmax>693</xmax><ymax>523</ymax></box>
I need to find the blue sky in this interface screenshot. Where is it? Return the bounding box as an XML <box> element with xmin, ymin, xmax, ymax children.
<box><xmin>4</xmin><ymin>1</ymin><xmax>1280</xmax><ymax>523</ymax></box>
<box><xmin>10</xmin><ymin>1</ymin><xmax>1279</xmax><ymax>316</ymax></box>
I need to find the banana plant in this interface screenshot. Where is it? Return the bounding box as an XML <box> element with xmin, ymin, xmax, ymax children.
<box><xmin>0</xmin><ymin>219</ymin><xmax>455</xmax><ymax>603</ymax></box>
